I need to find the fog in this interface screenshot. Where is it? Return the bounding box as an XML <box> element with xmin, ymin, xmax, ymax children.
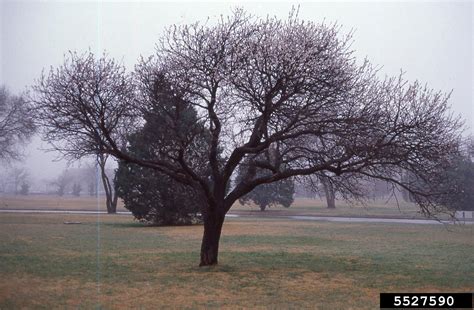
<box><xmin>1</xmin><ymin>1</ymin><xmax>472</xmax><ymax>184</ymax></box>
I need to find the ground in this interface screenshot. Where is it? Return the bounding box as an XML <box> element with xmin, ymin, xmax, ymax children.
<box><xmin>0</xmin><ymin>207</ymin><xmax>472</xmax><ymax>308</ymax></box>
<box><xmin>1</xmin><ymin>194</ymin><xmax>428</xmax><ymax>218</ymax></box>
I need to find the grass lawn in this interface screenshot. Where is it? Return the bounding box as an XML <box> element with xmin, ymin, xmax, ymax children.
<box><xmin>232</xmin><ymin>197</ymin><xmax>427</xmax><ymax>219</ymax></box>
<box><xmin>0</xmin><ymin>194</ymin><xmax>128</xmax><ymax>212</ymax></box>
<box><xmin>0</xmin><ymin>213</ymin><xmax>472</xmax><ymax>308</ymax></box>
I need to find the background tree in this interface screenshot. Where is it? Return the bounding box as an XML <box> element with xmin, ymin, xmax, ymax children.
<box><xmin>71</xmin><ymin>183</ymin><xmax>82</xmax><ymax>196</ymax></box>
<box><xmin>400</xmin><ymin>171</ymin><xmax>416</xmax><ymax>203</ymax></box>
<box><xmin>31</xmin><ymin>52</ymin><xmax>130</xmax><ymax>213</ymax></box>
<box><xmin>444</xmin><ymin>159</ymin><xmax>474</xmax><ymax>211</ymax></box>
<box><xmin>304</xmin><ymin>172</ymin><xmax>366</xmax><ymax>209</ymax></box>
<box><xmin>51</xmin><ymin>170</ymin><xmax>71</xmax><ymax>197</ymax></box>
<box><xmin>83</xmin><ymin>161</ymin><xmax>99</xmax><ymax>197</ymax></box>
<box><xmin>115</xmin><ymin>75</ymin><xmax>206</xmax><ymax>225</ymax></box>
<box><xmin>0</xmin><ymin>86</ymin><xmax>36</xmax><ymax>162</ymax></box>
<box><xmin>10</xmin><ymin>167</ymin><xmax>29</xmax><ymax>195</ymax></box>
<box><xmin>32</xmin><ymin>11</ymin><xmax>464</xmax><ymax>266</ymax></box>
<box><xmin>87</xmin><ymin>181</ymin><xmax>96</xmax><ymax>197</ymax></box>
<box><xmin>19</xmin><ymin>182</ymin><xmax>30</xmax><ymax>195</ymax></box>
<box><xmin>236</xmin><ymin>157</ymin><xmax>294</xmax><ymax>211</ymax></box>
<box><xmin>370</xmin><ymin>178</ymin><xmax>391</xmax><ymax>200</ymax></box>
<box><xmin>428</xmin><ymin>139</ymin><xmax>474</xmax><ymax>211</ymax></box>
<box><xmin>319</xmin><ymin>174</ymin><xmax>336</xmax><ymax>209</ymax></box>
<box><xmin>0</xmin><ymin>166</ymin><xmax>30</xmax><ymax>195</ymax></box>
<box><xmin>468</xmin><ymin>137</ymin><xmax>474</xmax><ymax>158</ymax></box>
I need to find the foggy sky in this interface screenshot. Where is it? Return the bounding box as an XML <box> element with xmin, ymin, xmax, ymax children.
<box><xmin>1</xmin><ymin>1</ymin><xmax>472</xmax><ymax>181</ymax></box>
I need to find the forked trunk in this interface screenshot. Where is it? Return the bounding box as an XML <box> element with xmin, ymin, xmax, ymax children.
<box><xmin>102</xmin><ymin>174</ymin><xmax>117</xmax><ymax>214</ymax></box>
<box><xmin>98</xmin><ymin>154</ymin><xmax>117</xmax><ymax>214</ymax></box>
<box><xmin>105</xmin><ymin>193</ymin><xmax>117</xmax><ymax>213</ymax></box>
<box><xmin>199</xmin><ymin>211</ymin><xmax>225</xmax><ymax>266</ymax></box>
<box><xmin>103</xmin><ymin>181</ymin><xmax>118</xmax><ymax>213</ymax></box>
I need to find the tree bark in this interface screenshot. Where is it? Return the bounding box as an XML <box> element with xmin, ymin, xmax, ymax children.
<box><xmin>199</xmin><ymin>210</ymin><xmax>225</xmax><ymax>266</ymax></box>
<box><xmin>111</xmin><ymin>188</ymin><xmax>118</xmax><ymax>212</ymax></box>
<box><xmin>321</xmin><ymin>176</ymin><xmax>336</xmax><ymax>209</ymax></box>
<box><xmin>97</xmin><ymin>154</ymin><xmax>117</xmax><ymax>214</ymax></box>
<box><xmin>325</xmin><ymin>189</ymin><xmax>336</xmax><ymax>209</ymax></box>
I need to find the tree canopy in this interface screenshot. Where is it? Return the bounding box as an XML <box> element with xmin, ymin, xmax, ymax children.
<box><xmin>32</xmin><ymin>10</ymin><xmax>464</xmax><ymax>266</ymax></box>
<box><xmin>0</xmin><ymin>86</ymin><xmax>35</xmax><ymax>162</ymax></box>
<box><xmin>115</xmin><ymin>75</ymin><xmax>207</xmax><ymax>225</ymax></box>
<box><xmin>430</xmin><ymin>139</ymin><xmax>474</xmax><ymax>212</ymax></box>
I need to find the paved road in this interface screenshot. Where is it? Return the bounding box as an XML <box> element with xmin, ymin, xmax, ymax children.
<box><xmin>1</xmin><ymin>208</ymin><xmax>472</xmax><ymax>225</ymax></box>
<box><xmin>227</xmin><ymin>214</ymin><xmax>472</xmax><ymax>225</ymax></box>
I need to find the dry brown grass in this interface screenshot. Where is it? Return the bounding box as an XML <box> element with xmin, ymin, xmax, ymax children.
<box><xmin>0</xmin><ymin>275</ymin><xmax>97</xmax><ymax>308</ymax></box>
<box><xmin>118</xmin><ymin>272</ymin><xmax>358</xmax><ymax>309</ymax></box>
<box><xmin>3</xmin><ymin>270</ymin><xmax>472</xmax><ymax>309</ymax></box>
<box><xmin>0</xmin><ymin>194</ymin><xmax>127</xmax><ymax>212</ymax></box>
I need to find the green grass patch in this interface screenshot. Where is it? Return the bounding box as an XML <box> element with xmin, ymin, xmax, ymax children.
<box><xmin>0</xmin><ymin>213</ymin><xmax>472</xmax><ymax>308</ymax></box>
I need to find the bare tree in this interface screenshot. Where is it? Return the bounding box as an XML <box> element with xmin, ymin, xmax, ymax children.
<box><xmin>51</xmin><ymin>170</ymin><xmax>71</xmax><ymax>197</ymax></box>
<box><xmin>82</xmin><ymin>161</ymin><xmax>98</xmax><ymax>197</ymax></box>
<box><xmin>0</xmin><ymin>86</ymin><xmax>35</xmax><ymax>162</ymax></box>
<box><xmin>71</xmin><ymin>183</ymin><xmax>82</xmax><ymax>196</ymax></box>
<box><xmin>32</xmin><ymin>11</ymin><xmax>463</xmax><ymax>266</ymax></box>
<box><xmin>13</xmin><ymin>168</ymin><xmax>29</xmax><ymax>195</ymax></box>
<box><xmin>19</xmin><ymin>181</ymin><xmax>30</xmax><ymax>195</ymax></box>
<box><xmin>31</xmin><ymin>52</ymin><xmax>129</xmax><ymax>213</ymax></box>
<box><xmin>2</xmin><ymin>167</ymin><xmax>30</xmax><ymax>195</ymax></box>
<box><xmin>304</xmin><ymin>172</ymin><xmax>366</xmax><ymax>209</ymax></box>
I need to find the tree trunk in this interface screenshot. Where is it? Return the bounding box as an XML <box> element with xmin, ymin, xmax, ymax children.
<box><xmin>199</xmin><ymin>211</ymin><xmax>225</xmax><ymax>266</ymax></box>
<box><xmin>321</xmin><ymin>176</ymin><xmax>336</xmax><ymax>209</ymax></box>
<box><xmin>97</xmin><ymin>154</ymin><xmax>117</xmax><ymax>214</ymax></box>
<box><xmin>100</xmin><ymin>168</ymin><xmax>116</xmax><ymax>213</ymax></box>
<box><xmin>111</xmin><ymin>188</ymin><xmax>118</xmax><ymax>212</ymax></box>
<box><xmin>325</xmin><ymin>190</ymin><xmax>336</xmax><ymax>209</ymax></box>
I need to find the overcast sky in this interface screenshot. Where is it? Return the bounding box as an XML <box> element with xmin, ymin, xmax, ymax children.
<box><xmin>1</xmin><ymin>1</ymin><xmax>472</xmax><ymax>181</ymax></box>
